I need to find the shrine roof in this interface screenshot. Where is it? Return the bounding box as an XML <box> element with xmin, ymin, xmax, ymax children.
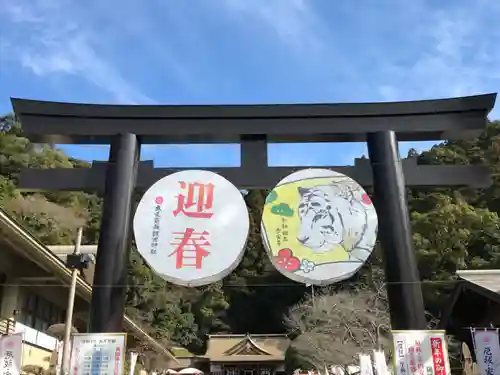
<box><xmin>171</xmin><ymin>347</ymin><xmax>195</xmax><ymax>358</ymax></box>
<box><xmin>455</xmin><ymin>269</ymin><xmax>500</xmax><ymax>298</ymax></box>
<box><xmin>11</xmin><ymin>93</ymin><xmax>497</xmax><ymax>144</ymax></box>
<box><xmin>205</xmin><ymin>334</ymin><xmax>290</xmax><ymax>362</ymax></box>
<box><xmin>438</xmin><ymin>269</ymin><xmax>500</xmax><ymax>331</ymax></box>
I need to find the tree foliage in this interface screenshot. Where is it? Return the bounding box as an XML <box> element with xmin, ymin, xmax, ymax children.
<box><xmin>8</xmin><ymin>197</ymin><xmax>85</xmax><ymax>247</ymax></box>
<box><xmin>409</xmin><ymin>120</ymin><xmax>500</xmax><ymax>315</ymax></box>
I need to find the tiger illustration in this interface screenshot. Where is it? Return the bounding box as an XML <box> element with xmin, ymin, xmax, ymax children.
<box><xmin>296</xmin><ymin>183</ymin><xmax>377</xmax><ymax>261</ymax></box>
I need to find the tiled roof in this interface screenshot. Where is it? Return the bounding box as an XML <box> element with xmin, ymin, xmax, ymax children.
<box><xmin>205</xmin><ymin>334</ymin><xmax>290</xmax><ymax>362</ymax></box>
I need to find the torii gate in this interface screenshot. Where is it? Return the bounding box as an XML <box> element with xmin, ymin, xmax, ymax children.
<box><xmin>11</xmin><ymin>93</ymin><xmax>497</xmax><ymax>333</ymax></box>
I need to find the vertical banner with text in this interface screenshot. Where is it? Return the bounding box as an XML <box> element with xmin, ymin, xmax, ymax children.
<box><xmin>392</xmin><ymin>330</ymin><xmax>451</xmax><ymax>375</ymax></box>
<box><xmin>472</xmin><ymin>329</ymin><xmax>500</xmax><ymax>375</ymax></box>
<box><xmin>0</xmin><ymin>333</ymin><xmax>23</xmax><ymax>375</ymax></box>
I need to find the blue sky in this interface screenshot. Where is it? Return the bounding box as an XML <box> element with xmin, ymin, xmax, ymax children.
<box><xmin>0</xmin><ymin>0</ymin><xmax>498</xmax><ymax>168</ymax></box>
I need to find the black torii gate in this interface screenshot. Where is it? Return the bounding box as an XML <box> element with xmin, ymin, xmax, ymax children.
<box><xmin>11</xmin><ymin>93</ymin><xmax>497</xmax><ymax>334</ymax></box>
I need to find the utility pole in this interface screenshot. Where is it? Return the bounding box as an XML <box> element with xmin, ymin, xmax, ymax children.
<box><xmin>61</xmin><ymin>227</ymin><xmax>83</xmax><ymax>375</ymax></box>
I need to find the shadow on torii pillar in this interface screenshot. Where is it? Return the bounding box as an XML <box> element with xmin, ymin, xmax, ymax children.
<box><xmin>10</xmin><ymin>93</ymin><xmax>497</xmax><ymax>332</ymax></box>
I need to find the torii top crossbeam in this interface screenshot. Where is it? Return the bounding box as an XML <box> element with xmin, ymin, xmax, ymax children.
<box><xmin>10</xmin><ymin>94</ymin><xmax>497</xmax><ymax>144</ymax></box>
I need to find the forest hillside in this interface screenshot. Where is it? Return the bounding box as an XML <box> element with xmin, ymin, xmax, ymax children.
<box><xmin>1</xmin><ymin>114</ymin><xmax>499</xmax><ymax>355</ymax></box>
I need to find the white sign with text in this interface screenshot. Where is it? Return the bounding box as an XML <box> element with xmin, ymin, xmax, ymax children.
<box><xmin>69</xmin><ymin>333</ymin><xmax>126</xmax><ymax>375</ymax></box>
<box><xmin>134</xmin><ymin>170</ymin><xmax>249</xmax><ymax>287</ymax></box>
<box><xmin>392</xmin><ymin>330</ymin><xmax>451</xmax><ymax>375</ymax></box>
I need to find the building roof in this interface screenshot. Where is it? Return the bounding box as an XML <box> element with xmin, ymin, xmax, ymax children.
<box><xmin>0</xmin><ymin>208</ymin><xmax>178</xmax><ymax>363</ymax></box>
<box><xmin>438</xmin><ymin>269</ymin><xmax>500</xmax><ymax>330</ymax></box>
<box><xmin>456</xmin><ymin>270</ymin><xmax>500</xmax><ymax>296</ymax></box>
<box><xmin>205</xmin><ymin>334</ymin><xmax>290</xmax><ymax>363</ymax></box>
<box><xmin>171</xmin><ymin>347</ymin><xmax>195</xmax><ymax>358</ymax></box>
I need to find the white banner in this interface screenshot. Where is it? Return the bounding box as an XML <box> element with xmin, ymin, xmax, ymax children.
<box><xmin>472</xmin><ymin>329</ymin><xmax>500</xmax><ymax>375</ymax></box>
<box><xmin>360</xmin><ymin>354</ymin><xmax>375</xmax><ymax>375</ymax></box>
<box><xmin>392</xmin><ymin>330</ymin><xmax>451</xmax><ymax>375</ymax></box>
<box><xmin>129</xmin><ymin>351</ymin><xmax>138</xmax><ymax>375</ymax></box>
<box><xmin>69</xmin><ymin>333</ymin><xmax>126</xmax><ymax>375</ymax></box>
<box><xmin>55</xmin><ymin>340</ymin><xmax>64</xmax><ymax>375</ymax></box>
<box><xmin>0</xmin><ymin>333</ymin><xmax>23</xmax><ymax>375</ymax></box>
<box><xmin>373</xmin><ymin>350</ymin><xmax>389</xmax><ymax>375</ymax></box>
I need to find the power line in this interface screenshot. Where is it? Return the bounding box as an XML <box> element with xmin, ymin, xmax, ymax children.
<box><xmin>0</xmin><ymin>278</ymin><xmax>468</xmax><ymax>288</ymax></box>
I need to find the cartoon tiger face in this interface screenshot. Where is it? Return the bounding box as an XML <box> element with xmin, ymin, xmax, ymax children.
<box><xmin>296</xmin><ymin>186</ymin><xmax>346</xmax><ymax>253</ymax></box>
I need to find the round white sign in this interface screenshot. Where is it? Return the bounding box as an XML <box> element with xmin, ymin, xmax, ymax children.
<box><xmin>134</xmin><ymin>170</ymin><xmax>249</xmax><ymax>287</ymax></box>
<box><xmin>261</xmin><ymin>168</ymin><xmax>378</xmax><ymax>286</ymax></box>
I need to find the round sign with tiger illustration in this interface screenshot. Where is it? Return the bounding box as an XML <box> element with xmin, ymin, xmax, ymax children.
<box><xmin>261</xmin><ymin>168</ymin><xmax>378</xmax><ymax>285</ymax></box>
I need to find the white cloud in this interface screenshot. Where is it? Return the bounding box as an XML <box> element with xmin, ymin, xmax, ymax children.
<box><xmin>0</xmin><ymin>0</ymin><xmax>155</xmax><ymax>104</ymax></box>
<box><xmin>218</xmin><ymin>0</ymin><xmax>499</xmax><ymax>118</ymax></box>
<box><xmin>0</xmin><ymin>2</ymin><xmax>43</xmax><ymax>23</ymax></box>
<box><xmin>367</xmin><ymin>1</ymin><xmax>499</xmax><ymax>107</ymax></box>
<box><xmin>219</xmin><ymin>0</ymin><xmax>324</xmax><ymax>54</ymax></box>
<box><xmin>1</xmin><ymin>0</ymin><xmax>498</xmax><ymax>120</ymax></box>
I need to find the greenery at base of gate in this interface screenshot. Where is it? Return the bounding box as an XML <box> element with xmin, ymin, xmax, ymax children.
<box><xmin>1</xmin><ymin>114</ymin><xmax>499</xmax><ymax>362</ymax></box>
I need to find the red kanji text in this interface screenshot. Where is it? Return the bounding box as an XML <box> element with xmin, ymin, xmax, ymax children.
<box><xmin>169</xmin><ymin>228</ymin><xmax>211</xmax><ymax>269</ymax></box>
<box><xmin>173</xmin><ymin>182</ymin><xmax>214</xmax><ymax>219</ymax></box>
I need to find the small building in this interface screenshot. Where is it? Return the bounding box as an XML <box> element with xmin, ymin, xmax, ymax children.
<box><xmin>0</xmin><ymin>208</ymin><xmax>177</xmax><ymax>371</ymax></box>
<box><xmin>160</xmin><ymin>334</ymin><xmax>290</xmax><ymax>375</ymax></box>
<box><xmin>439</xmin><ymin>269</ymin><xmax>500</xmax><ymax>361</ymax></box>
<box><xmin>204</xmin><ymin>334</ymin><xmax>290</xmax><ymax>375</ymax></box>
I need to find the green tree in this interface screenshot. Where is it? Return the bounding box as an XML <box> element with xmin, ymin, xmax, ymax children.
<box><xmin>408</xmin><ymin>120</ymin><xmax>500</xmax><ymax>315</ymax></box>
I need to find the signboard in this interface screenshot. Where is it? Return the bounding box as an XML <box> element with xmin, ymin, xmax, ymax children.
<box><xmin>69</xmin><ymin>333</ymin><xmax>126</xmax><ymax>375</ymax></box>
<box><xmin>472</xmin><ymin>329</ymin><xmax>500</xmax><ymax>375</ymax></box>
<box><xmin>261</xmin><ymin>168</ymin><xmax>378</xmax><ymax>285</ymax></box>
<box><xmin>0</xmin><ymin>333</ymin><xmax>23</xmax><ymax>375</ymax></box>
<box><xmin>392</xmin><ymin>330</ymin><xmax>451</xmax><ymax>375</ymax></box>
<box><xmin>134</xmin><ymin>170</ymin><xmax>249</xmax><ymax>287</ymax></box>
